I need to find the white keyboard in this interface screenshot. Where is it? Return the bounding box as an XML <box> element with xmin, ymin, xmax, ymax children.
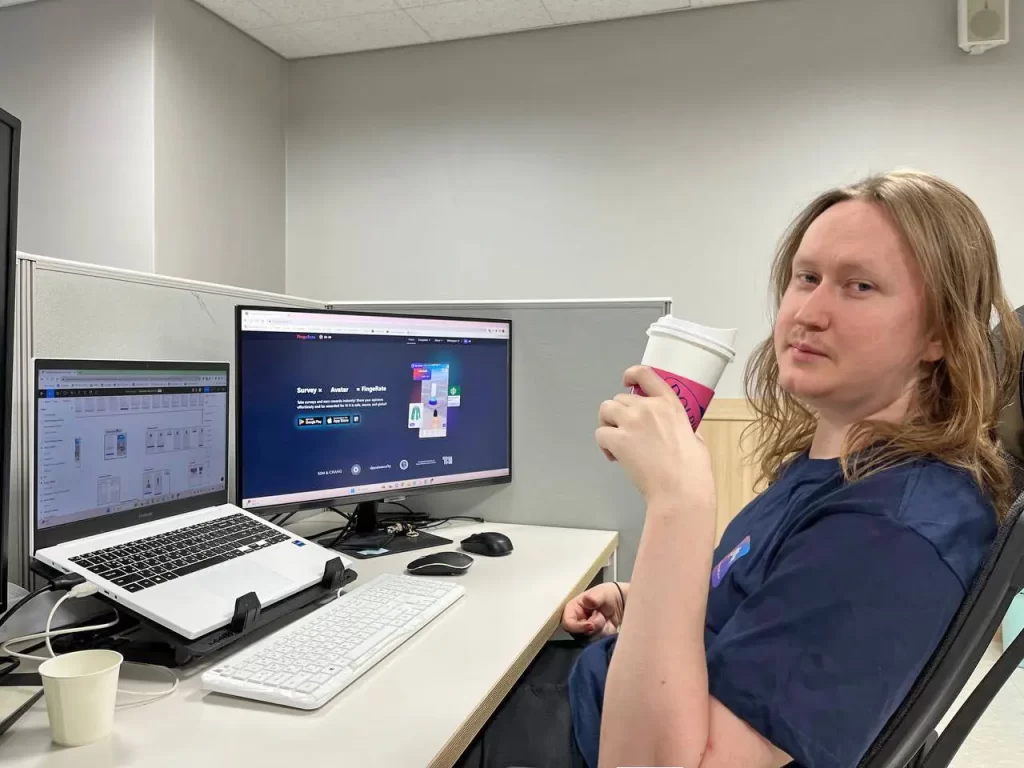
<box><xmin>201</xmin><ymin>573</ymin><xmax>465</xmax><ymax>709</ymax></box>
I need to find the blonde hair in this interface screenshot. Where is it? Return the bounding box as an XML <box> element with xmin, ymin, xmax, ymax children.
<box><xmin>744</xmin><ymin>170</ymin><xmax>1024</xmax><ymax>517</ymax></box>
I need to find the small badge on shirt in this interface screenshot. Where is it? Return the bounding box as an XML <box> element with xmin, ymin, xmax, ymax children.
<box><xmin>711</xmin><ymin>535</ymin><xmax>751</xmax><ymax>588</ymax></box>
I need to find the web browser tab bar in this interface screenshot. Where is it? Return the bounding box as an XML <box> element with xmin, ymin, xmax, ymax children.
<box><xmin>38</xmin><ymin>370</ymin><xmax>227</xmax><ymax>389</ymax></box>
<box><xmin>240</xmin><ymin>309</ymin><xmax>510</xmax><ymax>340</ymax></box>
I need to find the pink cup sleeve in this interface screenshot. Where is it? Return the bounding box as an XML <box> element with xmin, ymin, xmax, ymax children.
<box><xmin>631</xmin><ymin>367</ymin><xmax>716</xmax><ymax>430</ymax></box>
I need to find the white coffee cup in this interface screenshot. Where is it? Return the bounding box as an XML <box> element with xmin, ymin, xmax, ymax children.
<box><xmin>39</xmin><ymin>649</ymin><xmax>122</xmax><ymax>747</ymax></box>
<box><xmin>636</xmin><ymin>314</ymin><xmax>737</xmax><ymax>430</ymax></box>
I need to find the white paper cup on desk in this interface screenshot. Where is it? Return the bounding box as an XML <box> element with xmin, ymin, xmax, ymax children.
<box><xmin>634</xmin><ymin>315</ymin><xmax>737</xmax><ymax>431</ymax></box>
<box><xmin>39</xmin><ymin>649</ymin><xmax>123</xmax><ymax>747</ymax></box>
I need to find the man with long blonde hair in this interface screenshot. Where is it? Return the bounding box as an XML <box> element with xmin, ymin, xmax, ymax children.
<box><xmin>456</xmin><ymin>171</ymin><xmax>1024</xmax><ymax>768</ymax></box>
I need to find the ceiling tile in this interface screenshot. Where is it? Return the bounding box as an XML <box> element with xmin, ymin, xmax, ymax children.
<box><xmin>394</xmin><ymin>0</ymin><xmax>456</xmax><ymax>8</ymax></box>
<box><xmin>251</xmin><ymin>0</ymin><xmax>399</xmax><ymax>26</ymax></box>
<box><xmin>542</xmin><ymin>0</ymin><xmax>690</xmax><ymax>25</ymax></box>
<box><xmin>407</xmin><ymin>0</ymin><xmax>553</xmax><ymax>41</ymax></box>
<box><xmin>293</xmin><ymin>10</ymin><xmax>430</xmax><ymax>55</ymax></box>
<box><xmin>247</xmin><ymin>23</ymin><xmax>312</xmax><ymax>57</ymax></box>
<box><xmin>195</xmin><ymin>0</ymin><xmax>277</xmax><ymax>29</ymax></box>
<box><xmin>689</xmin><ymin>0</ymin><xmax>758</xmax><ymax>6</ymax></box>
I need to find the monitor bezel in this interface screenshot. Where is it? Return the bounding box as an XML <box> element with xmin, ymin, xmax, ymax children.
<box><xmin>0</xmin><ymin>108</ymin><xmax>21</xmax><ymax>611</ymax></box>
<box><xmin>32</xmin><ymin>358</ymin><xmax>231</xmax><ymax>552</ymax></box>
<box><xmin>235</xmin><ymin>305</ymin><xmax>513</xmax><ymax>514</ymax></box>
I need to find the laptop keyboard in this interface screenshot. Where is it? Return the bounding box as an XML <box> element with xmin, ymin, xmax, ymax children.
<box><xmin>68</xmin><ymin>514</ymin><xmax>290</xmax><ymax>593</ymax></box>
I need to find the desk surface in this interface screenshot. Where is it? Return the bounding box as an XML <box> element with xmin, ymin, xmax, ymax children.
<box><xmin>1</xmin><ymin>522</ymin><xmax>617</xmax><ymax>768</ymax></box>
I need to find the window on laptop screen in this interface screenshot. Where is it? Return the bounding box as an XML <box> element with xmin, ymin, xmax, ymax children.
<box><xmin>34</xmin><ymin>361</ymin><xmax>229</xmax><ymax>550</ymax></box>
<box><xmin>236</xmin><ymin>308</ymin><xmax>512</xmax><ymax>512</ymax></box>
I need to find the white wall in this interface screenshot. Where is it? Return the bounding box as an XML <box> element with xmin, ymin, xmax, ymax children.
<box><xmin>154</xmin><ymin>0</ymin><xmax>287</xmax><ymax>292</ymax></box>
<box><xmin>0</xmin><ymin>0</ymin><xmax>156</xmax><ymax>272</ymax></box>
<box><xmin>286</xmin><ymin>0</ymin><xmax>1024</xmax><ymax>398</ymax></box>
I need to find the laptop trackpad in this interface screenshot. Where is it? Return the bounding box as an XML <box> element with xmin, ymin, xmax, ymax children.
<box><xmin>204</xmin><ymin>562</ymin><xmax>291</xmax><ymax>603</ymax></box>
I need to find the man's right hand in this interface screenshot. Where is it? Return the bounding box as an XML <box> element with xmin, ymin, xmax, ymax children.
<box><xmin>561</xmin><ymin>582</ymin><xmax>626</xmax><ymax>638</ymax></box>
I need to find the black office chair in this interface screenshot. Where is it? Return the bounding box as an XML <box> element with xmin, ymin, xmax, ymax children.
<box><xmin>857</xmin><ymin>306</ymin><xmax>1024</xmax><ymax>768</ymax></box>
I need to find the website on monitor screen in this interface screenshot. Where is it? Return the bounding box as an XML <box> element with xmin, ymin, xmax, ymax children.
<box><xmin>238</xmin><ymin>310</ymin><xmax>511</xmax><ymax>509</ymax></box>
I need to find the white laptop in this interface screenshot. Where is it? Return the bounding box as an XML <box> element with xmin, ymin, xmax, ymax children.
<box><xmin>31</xmin><ymin>359</ymin><xmax>352</xmax><ymax>640</ymax></box>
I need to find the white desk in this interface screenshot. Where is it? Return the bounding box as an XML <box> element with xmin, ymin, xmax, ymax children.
<box><xmin>1</xmin><ymin>522</ymin><xmax>617</xmax><ymax>768</ymax></box>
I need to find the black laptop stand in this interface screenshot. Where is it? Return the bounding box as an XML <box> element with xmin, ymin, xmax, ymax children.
<box><xmin>29</xmin><ymin>557</ymin><xmax>356</xmax><ymax>668</ymax></box>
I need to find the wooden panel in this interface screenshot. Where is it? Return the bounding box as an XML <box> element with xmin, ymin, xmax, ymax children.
<box><xmin>699</xmin><ymin>398</ymin><xmax>760</xmax><ymax>542</ymax></box>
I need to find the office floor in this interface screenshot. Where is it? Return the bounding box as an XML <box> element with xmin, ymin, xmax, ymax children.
<box><xmin>939</xmin><ymin>641</ymin><xmax>1024</xmax><ymax>767</ymax></box>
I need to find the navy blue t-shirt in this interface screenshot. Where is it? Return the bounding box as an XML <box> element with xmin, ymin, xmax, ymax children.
<box><xmin>568</xmin><ymin>453</ymin><xmax>996</xmax><ymax>768</ymax></box>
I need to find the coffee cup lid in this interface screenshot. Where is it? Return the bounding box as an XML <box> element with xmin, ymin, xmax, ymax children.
<box><xmin>648</xmin><ymin>315</ymin><xmax>737</xmax><ymax>361</ymax></box>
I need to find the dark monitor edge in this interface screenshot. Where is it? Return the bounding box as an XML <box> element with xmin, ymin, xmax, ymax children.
<box><xmin>1</xmin><ymin>107</ymin><xmax>21</xmax><ymax>613</ymax></box>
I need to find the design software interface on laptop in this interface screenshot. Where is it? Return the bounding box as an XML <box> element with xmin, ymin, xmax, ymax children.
<box><xmin>36</xmin><ymin>365</ymin><xmax>229</xmax><ymax>531</ymax></box>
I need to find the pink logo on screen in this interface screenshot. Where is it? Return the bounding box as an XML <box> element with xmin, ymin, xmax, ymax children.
<box><xmin>634</xmin><ymin>368</ymin><xmax>716</xmax><ymax>431</ymax></box>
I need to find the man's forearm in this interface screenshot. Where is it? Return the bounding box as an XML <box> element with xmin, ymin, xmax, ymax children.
<box><xmin>598</xmin><ymin>499</ymin><xmax>716</xmax><ymax>768</ymax></box>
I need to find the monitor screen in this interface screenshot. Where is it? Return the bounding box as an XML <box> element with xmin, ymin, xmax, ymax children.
<box><xmin>34</xmin><ymin>361</ymin><xmax>229</xmax><ymax>551</ymax></box>
<box><xmin>1</xmin><ymin>109</ymin><xmax>20</xmax><ymax>612</ymax></box>
<box><xmin>236</xmin><ymin>308</ymin><xmax>512</xmax><ymax>511</ymax></box>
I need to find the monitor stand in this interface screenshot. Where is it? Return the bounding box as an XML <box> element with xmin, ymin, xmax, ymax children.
<box><xmin>353</xmin><ymin>501</ymin><xmax>381</xmax><ymax>534</ymax></box>
<box><xmin>337</xmin><ymin>501</ymin><xmax>453</xmax><ymax>560</ymax></box>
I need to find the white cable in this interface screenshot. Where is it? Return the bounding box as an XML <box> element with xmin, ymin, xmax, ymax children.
<box><xmin>43</xmin><ymin>582</ymin><xmax>104</xmax><ymax>657</ymax></box>
<box><xmin>1</xmin><ymin>582</ymin><xmax>178</xmax><ymax>707</ymax></box>
<box><xmin>2</xmin><ymin>583</ymin><xmax>119</xmax><ymax>660</ymax></box>
<box><xmin>114</xmin><ymin>662</ymin><xmax>179</xmax><ymax>708</ymax></box>
<box><xmin>44</xmin><ymin>591</ymin><xmax>76</xmax><ymax>658</ymax></box>
<box><xmin>0</xmin><ymin>614</ymin><xmax>121</xmax><ymax>661</ymax></box>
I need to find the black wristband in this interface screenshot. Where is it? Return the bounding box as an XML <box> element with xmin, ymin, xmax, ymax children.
<box><xmin>612</xmin><ymin>581</ymin><xmax>625</xmax><ymax>615</ymax></box>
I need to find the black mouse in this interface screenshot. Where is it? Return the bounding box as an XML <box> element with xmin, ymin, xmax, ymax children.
<box><xmin>461</xmin><ymin>532</ymin><xmax>513</xmax><ymax>557</ymax></box>
<box><xmin>406</xmin><ymin>551</ymin><xmax>474</xmax><ymax>576</ymax></box>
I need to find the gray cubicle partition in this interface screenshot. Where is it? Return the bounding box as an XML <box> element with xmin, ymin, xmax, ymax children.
<box><xmin>3</xmin><ymin>259</ymin><xmax>668</xmax><ymax>587</ymax></box>
<box><xmin>329</xmin><ymin>300</ymin><xmax>672</xmax><ymax>580</ymax></box>
<box><xmin>5</xmin><ymin>254</ymin><xmax>323</xmax><ymax>584</ymax></box>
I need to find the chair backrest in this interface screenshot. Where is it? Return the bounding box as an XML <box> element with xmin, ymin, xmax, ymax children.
<box><xmin>997</xmin><ymin>306</ymin><xmax>1024</xmax><ymax>470</ymax></box>
<box><xmin>1012</xmin><ymin>453</ymin><xmax>1024</xmax><ymax>500</ymax></box>
<box><xmin>858</xmin><ymin>305</ymin><xmax>1024</xmax><ymax>768</ymax></box>
<box><xmin>856</xmin><ymin>489</ymin><xmax>1024</xmax><ymax>768</ymax></box>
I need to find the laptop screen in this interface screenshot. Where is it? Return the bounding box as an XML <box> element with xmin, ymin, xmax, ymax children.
<box><xmin>34</xmin><ymin>360</ymin><xmax>229</xmax><ymax>551</ymax></box>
